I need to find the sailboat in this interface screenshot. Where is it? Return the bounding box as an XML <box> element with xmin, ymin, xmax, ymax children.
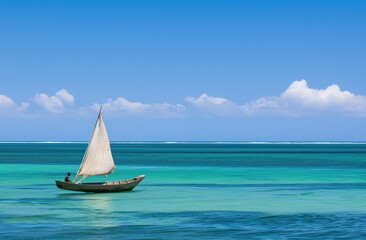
<box><xmin>55</xmin><ymin>107</ymin><xmax>145</xmax><ymax>193</ymax></box>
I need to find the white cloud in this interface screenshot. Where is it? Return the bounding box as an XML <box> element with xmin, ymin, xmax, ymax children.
<box><xmin>186</xmin><ymin>93</ymin><xmax>232</xmax><ymax>106</ymax></box>
<box><xmin>244</xmin><ymin>80</ymin><xmax>366</xmax><ymax>116</ymax></box>
<box><xmin>185</xmin><ymin>93</ymin><xmax>241</xmax><ymax>115</ymax></box>
<box><xmin>187</xmin><ymin>80</ymin><xmax>366</xmax><ymax>117</ymax></box>
<box><xmin>2</xmin><ymin>80</ymin><xmax>366</xmax><ymax>119</ymax></box>
<box><xmin>93</xmin><ymin>97</ymin><xmax>185</xmax><ymax>117</ymax></box>
<box><xmin>0</xmin><ymin>94</ymin><xmax>29</xmax><ymax>117</ymax></box>
<box><xmin>55</xmin><ymin>89</ymin><xmax>74</xmax><ymax>103</ymax></box>
<box><xmin>0</xmin><ymin>94</ymin><xmax>15</xmax><ymax>108</ymax></box>
<box><xmin>34</xmin><ymin>89</ymin><xmax>74</xmax><ymax>113</ymax></box>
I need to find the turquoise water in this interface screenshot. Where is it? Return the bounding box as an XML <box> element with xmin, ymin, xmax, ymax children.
<box><xmin>1</xmin><ymin>142</ymin><xmax>366</xmax><ymax>239</ymax></box>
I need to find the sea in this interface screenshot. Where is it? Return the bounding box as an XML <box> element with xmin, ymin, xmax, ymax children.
<box><xmin>1</xmin><ymin>142</ymin><xmax>366</xmax><ymax>239</ymax></box>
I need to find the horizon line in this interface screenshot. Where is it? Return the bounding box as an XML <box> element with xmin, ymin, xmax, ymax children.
<box><xmin>0</xmin><ymin>141</ymin><xmax>366</xmax><ymax>144</ymax></box>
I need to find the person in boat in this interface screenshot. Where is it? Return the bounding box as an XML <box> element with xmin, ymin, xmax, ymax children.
<box><xmin>64</xmin><ymin>172</ymin><xmax>71</xmax><ymax>182</ymax></box>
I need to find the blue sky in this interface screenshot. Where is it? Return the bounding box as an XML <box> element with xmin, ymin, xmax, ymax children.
<box><xmin>0</xmin><ymin>0</ymin><xmax>365</xmax><ymax>141</ymax></box>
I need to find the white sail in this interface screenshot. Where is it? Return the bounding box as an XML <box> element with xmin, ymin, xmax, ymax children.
<box><xmin>75</xmin><ymin>108</ymin><xmax>115</xmax><ymax>178</ymax></box>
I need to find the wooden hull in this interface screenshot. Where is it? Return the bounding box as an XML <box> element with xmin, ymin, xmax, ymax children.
<box><xmin>55</xmin><ymin>175</ymin><xmax>145</xmax><ymax>193</ymax></box>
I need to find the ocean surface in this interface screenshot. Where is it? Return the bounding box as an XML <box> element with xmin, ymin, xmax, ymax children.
<box><xmin>1</xmin><ymin>142</ymin><xmax>366</xmax><ymax>239</ymax></box>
